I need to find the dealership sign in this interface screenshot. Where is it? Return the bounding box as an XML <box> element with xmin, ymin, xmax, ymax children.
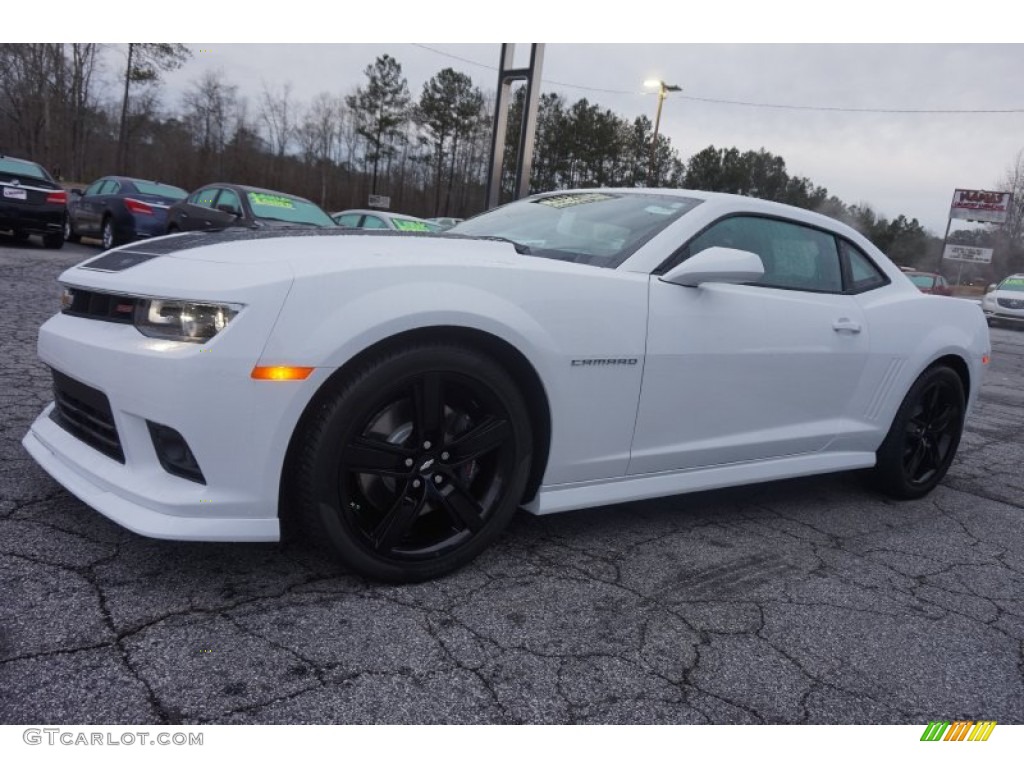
<box><xmin>950</xmin><ymin>189</ymin><xmax>1013</xmax><ymax>223</ymax></box>
<box><xmin>943</xmin><ymin>244</ymin><xmax>994</xmax><ymax>264</ymax></box>
<box><xmin>368</xmin><ymin>194</ymin><xmax>390</xmax><ymax>209</ymax></box>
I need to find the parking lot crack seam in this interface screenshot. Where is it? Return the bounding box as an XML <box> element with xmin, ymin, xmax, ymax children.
<box><xmin>423</xmin><ymin>610</ymin><xmax>518</xmax><ymax>724</ymax></box>
<box><xmin>0</xmin><ymin>640</ymin><xmax>114</xmax><ymax>666</ymax></box>
<box><xmin>680</xmin><ymin>636</ymin><xmax>766</xmax><ymax>724</ymax></box>
<box><xmin>221</xmin><ymin>613</ymin><xmax>328</xmax><ymax>686</ymax></box>
<box><xmin>0</xmin><ymin>490</ymin><xmax>67</xmax><ymax>520</ymax></box>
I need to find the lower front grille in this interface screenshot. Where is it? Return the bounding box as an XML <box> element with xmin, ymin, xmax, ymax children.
<box><xmin>49</xmin><ymin>369</ymin><xmax>124</xmax><ymax>463</ymax></box>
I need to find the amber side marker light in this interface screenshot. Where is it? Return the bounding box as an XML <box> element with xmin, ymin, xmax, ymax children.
<box><xmin>251</xmin><ymin>366</ymin><xmax>314</xmax><ymax>381</ymax></box>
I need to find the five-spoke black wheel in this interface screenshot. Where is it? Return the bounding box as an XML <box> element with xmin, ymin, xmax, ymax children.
<box><xmin>293</xmin><ymin>343</ymin><xmax>532</xmax><ymax>582</ymax></box>
<box><xmin>871</xmin><ymin>365</ymin><xmax>965</xmax><ymax>499</ymax></box>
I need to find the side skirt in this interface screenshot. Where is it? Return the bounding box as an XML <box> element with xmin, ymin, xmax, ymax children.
<box><xmin>523</xmin><ymin>451</ymin><xmax>876</xmax><ymax>516</ymax></box>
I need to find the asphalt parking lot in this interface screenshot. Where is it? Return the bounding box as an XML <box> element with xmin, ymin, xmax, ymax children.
<box><xmin>1</xmin><ymin>235</ymin><xmax>1022</xmax><ymax>725</ymax></box>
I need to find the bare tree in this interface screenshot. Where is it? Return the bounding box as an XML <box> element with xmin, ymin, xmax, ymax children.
<box><xmin>260</xmin><ymin>81</ymin><xmax>295</xmax><ymax>161</ymax></box>
<box><xmin>296</xmin><ymin>93</ymin><xmax>344</xmax><ymax>206</ymax></box>
<box><xmin>181</xmin><ymin>70</ymin><xmax>239</xmax><ymax>180</ymax></box>
<box><xmin>116</xmin><ymin>44</ymin><xmax>190</xmax><ymax>172</ymax></box>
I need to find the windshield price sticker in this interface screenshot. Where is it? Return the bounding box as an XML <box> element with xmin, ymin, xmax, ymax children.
<box><xmin>537</xmin><ymin>192</ymin><xmax>615</xmax><ymax>209</ymax></box>
<box><xmin>393</xmin><ymin>220</ymin><xmax>431</xmax><ymax>232</ymax></box>
<box><xmin>248</xmin><ymin>193</ymin><xmax>295</xmax><ymax>209</ymax></box>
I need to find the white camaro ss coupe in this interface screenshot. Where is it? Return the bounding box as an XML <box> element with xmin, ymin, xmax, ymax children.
<box><xmin>24</xmin><ymin>189</ymin><xmax>990</xmax><ymax>581</ymax></box>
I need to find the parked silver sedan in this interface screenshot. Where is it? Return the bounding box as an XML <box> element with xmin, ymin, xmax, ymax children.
<box><xmin>332</xmin><ymin>209</ymin><xmax>443</xmax><ymax>233</ymax></box>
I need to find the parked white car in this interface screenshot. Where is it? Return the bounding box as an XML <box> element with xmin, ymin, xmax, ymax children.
<box><xmin>981</xmin><ymin>273</ymin><xmax>1024</xmax><ymax>326</ymax></box>
<box><xmin>332</xmin><ymin>209</ymin><xmax>442</xmax><ymax>233</ymax></box>
<box><xmin>24</xmin><ymin>189</ymin><xmax>990</xmax><ymax>581</ymax></box>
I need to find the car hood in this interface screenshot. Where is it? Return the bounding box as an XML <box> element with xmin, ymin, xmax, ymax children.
<box><xmin>986</xmin><ymin>288</ymin><xmax>1024</xmax><ymax>300</ymax></box>
<box><xmin>58</xmin><ymin>227</ymin><xmax>604</xmax><ymax>308</ymax></box>
<box><xmin>71</xmin><ymin>228</ymin><xmax>523</xmax><ymax>270</ymax></box>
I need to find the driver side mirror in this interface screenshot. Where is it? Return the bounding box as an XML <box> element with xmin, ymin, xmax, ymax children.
<box><xmin>986</xmin><ymin>283</ymin><xmax>997</xmax><ymax>293</ymax></box>
<box><xmin>660</xmin><ymin>246</ymin><xmax>765</xmax><ymax>287</ymax></box>
<box><xmin>216</xmin><ymin>204</ymin><xmax>241</xmax><ymax>217</ymax></box>
<box><xmin>69</xmin><ymin>188</ymin><xmax>83</xmax><ymax>198</ymax></box>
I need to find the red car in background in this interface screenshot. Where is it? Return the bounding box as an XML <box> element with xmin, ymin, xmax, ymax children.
<box><xmin>905</xmin><ymin>270</ymin><xmax>953</xmax><ymax>296</ymax></box>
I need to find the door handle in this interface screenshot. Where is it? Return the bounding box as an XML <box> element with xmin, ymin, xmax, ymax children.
<box><xmin>832</xmin><ymin>318</ymin><xmax>862</xmax><ymax>334</ymax></box>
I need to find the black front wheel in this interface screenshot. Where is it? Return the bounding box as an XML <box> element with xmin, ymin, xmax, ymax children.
<box><xmin>101</xmin><ymin>218</ymin><xmax>118</xmax><ymax>250</ymax></box>
<box><xmin>64</xmin><ymin>216</ymin><xmax>81</xmax><ymax>243</ymax></box>
<box><xmin>870</xmin><ymin>365</ymin><xmax>965</xmax><ymax>499</ymax></box>
<box><xmin>293</xmin><ymin>343</ymin><xmax>533</xmax><ymax>582</ymax></box>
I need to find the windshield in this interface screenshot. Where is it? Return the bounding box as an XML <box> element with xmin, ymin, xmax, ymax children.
<box><xmin>998</xmin><ymin>277</ymin><xmax>1024</xmax><ymax>292</ymax></box>
<box><xmin>132</xmin><ymin>180</ymin><xmax>187</xmax><ymax>200</ymax></box>
<box><xmin>450</xmin><ymin>192</ymin><xmax>703</xmax><ymax>267</ymax></box>
<box><xmin>909</xmin><ymin>274</ymin><xmax>935</xmax><ymax>288</ymax></box>
<box><xmin>247</xmin><ymin>192</ymin><xmax>335</xmax><ymax>227</ymax></box>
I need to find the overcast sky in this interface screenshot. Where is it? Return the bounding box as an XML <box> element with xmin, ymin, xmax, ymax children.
<box><xmin>24</xmin><ymin>3</ymin><xmax>1024</xmax><ymax>234</ymax></box>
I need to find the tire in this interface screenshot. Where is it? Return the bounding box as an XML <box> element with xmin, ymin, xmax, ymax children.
<box><xmin>292</xmin><ymin>343</ymin><xmax>533</xmax><ymax>582</ymax></box>
<box><xmin>11</xmin><ymin>230</ymin><xmax>29</xmax><ymax>242</ymax></box>
<box><xmin>870</xmin><ymin>365</ymin><xmax>965</xmax><ymax>499</ymax></box>
<box><xmin>64</xmin><ymin>216</ymin><xmax>80</xmax><ymax>243</ymax></box>
<box><xmin>43</xmin><ymin>232</ymin><xmax>64</xmax><ymax>249</ymax></box>
<box><xmin>101</xmin><ymin>217</ymin><xmax>117</xmax><ymax>250</ymax></box>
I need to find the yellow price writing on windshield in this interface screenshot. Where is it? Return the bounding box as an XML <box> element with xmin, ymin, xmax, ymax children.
<box><xmin>248</xmin><ymin>193</ymin><xmax>296</xmax><ymax>209</ymax></box>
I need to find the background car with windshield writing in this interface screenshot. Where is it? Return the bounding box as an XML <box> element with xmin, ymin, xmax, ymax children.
<box><xmin>166</xmin><ymin>183</ymin><xmax>335</xmax><ymax>233</ymax></box>
<box><xmin>332</xmin><ymin>209</ymin><xmax>443</xmax><ymax>232</ymax></box>
<box><xmin>982</xmin><ymin>274</ymin><xmax>1024</xmax><ymax>326</ymax></box>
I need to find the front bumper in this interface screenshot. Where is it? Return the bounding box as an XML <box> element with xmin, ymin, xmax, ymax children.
<box><xmin>982</xmin><ymin>304</ymin><xmax>1024</xmax><ymax>324</ymax></box>
<box><xmin>22</xmin><ymin>294</ymin><xmax>325</xmax><ymax>542</ymax></box>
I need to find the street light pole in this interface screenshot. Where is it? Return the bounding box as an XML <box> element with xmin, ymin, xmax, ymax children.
<box><xmin>644</xmin><ymin>79</ymin><xmax>681</xmax><ymax>187</ymax></box>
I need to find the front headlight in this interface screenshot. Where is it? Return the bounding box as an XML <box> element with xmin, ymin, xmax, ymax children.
<box><xmin>133</xmin><ymin>299</ymin><xmax>243</xmax><ymax>343</ymax></box>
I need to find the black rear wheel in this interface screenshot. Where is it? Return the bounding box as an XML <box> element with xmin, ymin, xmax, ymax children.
<box><xmin>293</xmin><ymin>343</ymin><xmax>532</xmax><ymax>582</ymax></box>
<box><xmin>870</xmin><ymin>365</ymin><xmax>965</xmax><ymax>499</ymax></box>
<box><xmin>42</xmin><ymin>232</ymin><xmax>64</xmax><ymax>249</ymax></box>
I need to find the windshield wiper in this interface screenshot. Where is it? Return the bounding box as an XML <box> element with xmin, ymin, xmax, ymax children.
<box><xmin>464</xmin><ymin>235</ymin><xmax>532</xmax><ymax>255</ymax></box>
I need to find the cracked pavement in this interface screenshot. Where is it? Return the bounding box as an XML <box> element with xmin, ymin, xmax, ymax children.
<box><xmin>1</xmin><ymin>236</ymin><xmax>1022</xmax><ymax>724</ymax></box>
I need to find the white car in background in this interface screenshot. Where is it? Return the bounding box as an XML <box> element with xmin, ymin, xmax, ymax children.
<box><xmin>981</xmin><ymin>273</ymin><xmax>1024</xmax><ymax>326</ymax></box>
<box><xmin>24</xmin><ymin>189</ymin><xmax>990</xmax><ymax>582</ymax></box>
<box><xmin>331</xmin><ymin>209</ymin><xmax>443</xmax><ymax>233</ymax></box>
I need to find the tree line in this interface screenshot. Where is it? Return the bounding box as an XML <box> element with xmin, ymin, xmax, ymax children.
<box><xmin>1</xmin><ymin>43</ymin><xmax>1021</xmax><ymax>279</ymax></box>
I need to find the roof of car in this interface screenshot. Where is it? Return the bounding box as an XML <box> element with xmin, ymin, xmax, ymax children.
<box><xmin>197</xmin><ymin>182</ymin><xmax>315</xmax><ymax>202</ymax></box>
<box><xmin>333</xmin><ymin>209</ymin><xmax>430</xmax><ymax>220</ymax></box>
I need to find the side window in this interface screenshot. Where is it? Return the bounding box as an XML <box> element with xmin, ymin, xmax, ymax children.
<box><xmin>190</xmin><ymin>188</ymin><xmax>218</xmax><ymax>209</ymax></box>
<box><xmin>839</xmin><ymin>240</ymin><xmax>888</xmax><ymax>293</ymax></box>
<box><xmin>215</xmin><ymin>188</ymin><xmax>242</xmax><ymax>214</ymax></box>
<box><xmin>362</xmin><ymin>215</ymin><xmax>387</xmax><ymax>229</ymax></box>
<box><xmin>83</xmin><ymin>180</ymin><xmax>105</xmax><ymax>197</ymax></box>
<box><xmin>335</xmin><ymin>214</ymin><xmax>361</xmax><ymax>228</ymax></box>
<box><xmin>104</xmin><ymin>181</ymin><xmax>122</xmax><ymax>195</ymax></box>
<box><xmin>688</xmin><ymin>216</ymin><xmax>843</xmax><ymax>293</ymax></box>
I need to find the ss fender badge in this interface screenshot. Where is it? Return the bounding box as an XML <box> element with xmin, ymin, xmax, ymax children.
<box><xmin>571</xmin><ymin>358</ymin><xmax>638</xmax><ymax>367</ymax></box>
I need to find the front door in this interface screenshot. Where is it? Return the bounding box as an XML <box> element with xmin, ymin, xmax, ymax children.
<box><xmin>629</xmin><ymin>214</ymin><xmax>872</xmax><ymax>474</ymax></box>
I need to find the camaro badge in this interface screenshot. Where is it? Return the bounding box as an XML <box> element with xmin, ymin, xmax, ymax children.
<box><xmin>571</xmin><ymin>358</ymin><xmax>638</xmax><ymax>367</ymax></box>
